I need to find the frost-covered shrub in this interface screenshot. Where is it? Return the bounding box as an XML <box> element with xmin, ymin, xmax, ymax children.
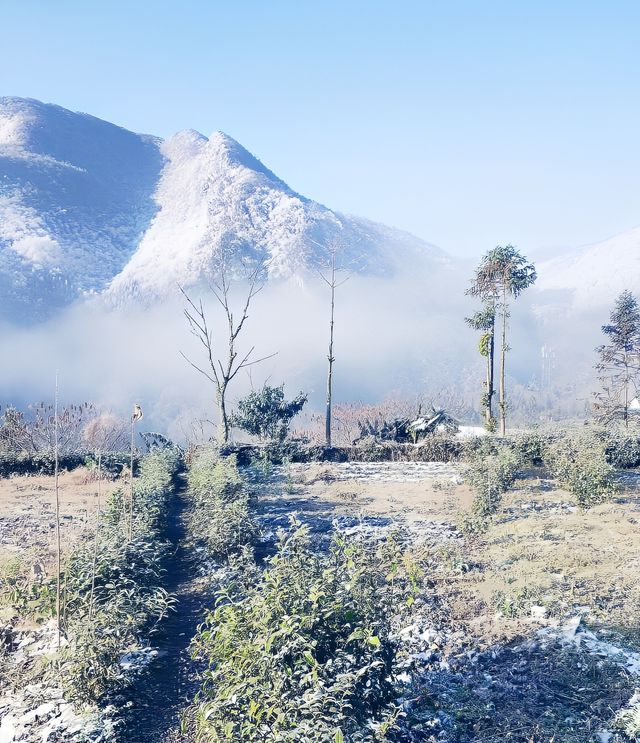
<box><xmin>190</xmin><ymin>524</ymin><xmax>405</xmax><ymax>742</ymax></box>
<box><xmin>614</xmin><ymin>693</ymin><xmax>640</xmax><ymax>739</ymax></box>
<box><xmin>543</xmin><ymin>434</ymin><xmax>618</xmax><ymax>508</ymax></box>
<box><xmin>59</xmin><ymin>449</ymin><xmax>180</xmax><ymax>703</ymax></box>
<box><xmin>600</xmin><ymin>429</ymin><xmax>640</xmax><ymax>469</ymax></box>
<box><xmin>510</xmin><ymin>429</ymin><xmax>556</xmax><ymax>467</ymax></box>
<box><xmin>187</xmin><ymin>449</ymin><xmax>258</xmax><ymax>558</ymax></box>
<box><xmin>461</xmin><ymin>442</ymin><xmax>521</xmax><ymax>531</ymax></box>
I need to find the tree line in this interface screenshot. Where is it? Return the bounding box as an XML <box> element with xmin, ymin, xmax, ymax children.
<box><xmin>180</xmin><ymin>245</ymin><xmax>639</xmax><ymax>443</ymax></box>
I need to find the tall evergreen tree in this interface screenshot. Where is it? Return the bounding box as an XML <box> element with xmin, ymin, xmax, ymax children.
<box><xmin>594</xmin><ymin>290</ymin><xmax>640</xmax><ymax>428</ymax></box>
<box><xmin>467</xmin><ymin>246</ymin><xmax>536</xmax><ymax>435</ymax></box>
<box><xmin>465</xmin><ymin>301</ymin><xmax>497</xmax><ymax>430</ymax></box>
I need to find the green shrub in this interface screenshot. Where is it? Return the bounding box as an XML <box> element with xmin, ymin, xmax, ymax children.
<box><xmin>543</xmin><ymin>434</ymin><xmax>618</xmax><ymax>508</ymax></box>
<box><xmin>598</xmin><ymin>428</ymin><xmax>640</xmax><ymax>468</ymax></box>
<box><xmin>56</xmin><ymin>449</ymin><xmax>180</xmax><ymax>704</ymax></box>
<box><xmin>187</xmin><ymin>449</ymin><xmax>258</xmax><ymax>558</ymax></box>
<box><xmin>462</xmin><ymin>441</ymin><xmax>521</xmax><ymax>528</ymax></box>
<box><xmin>231</xmin><ymin>385</ymin><xmax>307</xmax><ymax>442</ymax></box>
<box><xmin>189</xmin><ymin>524</ymin><xmax>407</xmax><ymax>742</ymax></box>
<box><xmin>510</xmin><ymin>429</ymin><xmax>556</xmax><ymax>467</ymax></box>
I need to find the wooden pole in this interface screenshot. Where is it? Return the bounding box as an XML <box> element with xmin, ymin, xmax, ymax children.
<box><xmin>54</xmin><ymin>372</ymin><xmax>61</xmax><ymax>648</ymax></box>
<box><xmin>325</xmin><ymin>253</ymin><xmax>336</xmax><ymax>448</ymax></box>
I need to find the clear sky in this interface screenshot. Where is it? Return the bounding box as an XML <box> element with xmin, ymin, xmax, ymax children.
<box><xmin>2</xmin><ymin>0</ymin><xmax>639</xmax><ymax>258</ymax></box>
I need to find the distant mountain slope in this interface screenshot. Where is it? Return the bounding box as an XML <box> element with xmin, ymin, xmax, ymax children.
<box><xmin>536</xmin><ymin>227</ymin><xmax>640</xmax><ymax>310</ymax></box>
<box><xmin>0</xmin><ymin>98</ymin><xmax>446</xmax><ymax>321</ymax></box>
<box><xmin>0</xmin><ymin>97</ymin><xmax>164</xmax><ymax>321</ymax></box>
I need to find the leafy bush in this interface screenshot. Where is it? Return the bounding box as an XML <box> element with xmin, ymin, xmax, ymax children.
<box><xmin>231</xmin><ymin>385</ymin><xmax>307</xmax><ymax>442</ymax></box>
<box><xmin>187</xmin><ymin>449</ymin><xmax>258</xmax><ymax>558</ymax></box>
<box><xmin>55</xmin><ymin>449</ymin><xmax>181</xmax><ymax>703</ymax></box>
<box><xmin>190</xmin><ymin>524</ymin><xmax>408</xmax><ymax>742</ymax></box>
<box><xmin>543</xmin><ymin>434</ymin><xmax>618</xmax><ymax>508</ymax></box>
<box><xmin>510</xmin><ymin>429</ymin><xmax>556</xmax><ymax>467</ymax></box>
<box><xmin>598</xmin><ymin>428</ymin><xmax>640</xmax><ymax>468</ymax></box>
<box><xmin>462</xmin><ymin>441</ymin><xmax>521</xmax><ymax>530</ymax></box>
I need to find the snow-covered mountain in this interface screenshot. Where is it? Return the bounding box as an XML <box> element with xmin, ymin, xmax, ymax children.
<box><xmin>0</xmin><ymin>97</ymin><xmax>447</xmax><ymax>322</ymax></box>
<box><xmin>0</xmin><ymin>97</ymin><xmax>163</xmax><ymax>321</ymax></box>
<box><xmin>536</xmin><ymin>227</ymin><xmax>640</xmax><ymax>311</ymax></box>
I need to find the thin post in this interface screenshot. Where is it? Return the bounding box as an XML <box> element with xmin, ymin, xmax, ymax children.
<box><xmin>129</xmin><ymin>417</ymin><xmax>135</xmax><ymax>541</ymax></box>
<box><xmin>499</xmin><ymin>282</ymin><xmax>508</xmax><ymax>436</ymax></box>
<box><xmin>54</xmin><ymin>372</ymin><xmax>61</xmax><ymax>648</ymax></box>
<box><xmin>89</xmin><ymin>450</ymin><xmax>102</xmax><ymax>623</ymax></box>
<box><xmin>325</xmin><ymin>253</ymin><xmax>336</xmax><ymax>448</ymax></box>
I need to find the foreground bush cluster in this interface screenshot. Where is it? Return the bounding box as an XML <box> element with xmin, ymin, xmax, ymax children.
<box><xmin>184</xmin><ymin>449</ymin><xmax>424</xmax><ymax>742</ymax></box>
<box><xmin>59</xmin><ymin>448</ymin><xmax>181</xmax><ymax>703</ymax></box>
<box><xmin>1</xmin><ymin>449</ymin><xmax>182</xmax><ymax>706</ymax></box>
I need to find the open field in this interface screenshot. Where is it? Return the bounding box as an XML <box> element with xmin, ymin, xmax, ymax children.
<box><xmin>1</xmin><ymin>450</ymin><xmax>640</xmax><ymax>742</ymax></box>
<box><xmin>258</xmin><ymin>461</ymin><xmax>640</xmax><ymax>646</ymax></box>
<box><xmin>0</xmin><ymin>468</ymin><xmax>118</xmax><ymax>579</ymax></box>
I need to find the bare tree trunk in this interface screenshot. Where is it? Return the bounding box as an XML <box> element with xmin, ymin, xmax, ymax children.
<box><xmin>499</xmin><ymin>285</ymin><xmax>508</xmax><ymax>436</ymax></box>
<box><xmin>325</xmin><ymin>268</ymin><xmax>336</xmax><ymax>447</ymax></box>
<box><xmin>486</xmin><ymin>322</ymin><xmax>495</xmax><ymax>425</ymax></box>
<box><xmin>218</xmin><ymin>386</ymin><xmax>229</xmax><ymax>443</ymax></box>
<box><xmin>54</xmin><ymin>373</ymin><xmax>61</xmax><ymax>648</ymax></box>
<box><xmin>624</xmin><ymin>357</ymin><xmax>629</xmax><ymax>428</ymax></box>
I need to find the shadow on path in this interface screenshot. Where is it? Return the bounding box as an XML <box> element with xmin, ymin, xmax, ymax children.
<box><xmin>120</xmin><ymin>474</ymin><xmax>209</xmax><ymax>743</ymax></box>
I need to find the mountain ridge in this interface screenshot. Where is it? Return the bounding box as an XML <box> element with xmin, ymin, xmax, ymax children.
<box><xmin>0</xmin><ymin>97</ymin><xmax>446</xmax><ymax>321</ymax></box>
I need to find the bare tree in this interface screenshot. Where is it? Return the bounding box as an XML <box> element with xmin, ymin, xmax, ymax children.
<box><xmin>319</xmin><ymin>250</ymin><xmax>349</xmax><ymax>448</ymax></box>
<box><xmin>181</xmin><ymin>261</ymin><xmax>273</xmax><ymax>444</ymax></box>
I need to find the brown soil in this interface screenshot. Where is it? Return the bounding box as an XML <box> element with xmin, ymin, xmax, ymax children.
<box><xmin>288</xmin><ymin>463</ymin><xmax>640</xmax><ymax>649</ymax></box>
<box><xmin>0</xmin><ymin>468</ymin><xmax>119</xmax><ymax>576</ymax></box>
<box><xmin>291</xmin><ymin>462</ymin><xmax>475</xmax><ymax>521</ymax></box>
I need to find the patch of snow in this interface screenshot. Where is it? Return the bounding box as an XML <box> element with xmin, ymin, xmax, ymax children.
<box><xmin>536</xmin><ymin>226</ymin><xmax>640</xmax><ymax>310</ymax></box>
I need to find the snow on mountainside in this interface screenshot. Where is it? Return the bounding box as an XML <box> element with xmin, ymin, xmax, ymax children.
<box><xmin>536</xmin><ymin>227</ymin><xmax>640</xmax><ymax>310</ymax></box>
<box><xmin>0</xmin><ymin>98</ymin><xmax>446</xmax><ymax>321</ymax></box>
<box><xmin>0</xmin><ymin>97</ymin><xmax>164</xmax><ymax>321</ymax></box>
<box><xmin>106</xmin><ymin>128</ymin><xmax>447</xmax><ymax>302</ymax></box>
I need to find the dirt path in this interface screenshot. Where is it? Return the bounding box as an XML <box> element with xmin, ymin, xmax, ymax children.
<box><xmin>119</xmin><ymin>474</ymin><xmax>208</xmax><ymax>743</ymax></box>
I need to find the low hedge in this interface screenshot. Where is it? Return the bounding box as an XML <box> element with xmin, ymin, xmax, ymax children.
<box><xmin>0</xmin><ymin>451</ymin><xmax>139</xmax><ymax>478</ymax></box>
<box><xmin>219</xmin><ymin>437</ymin><xmax>466</xmax><ymax>465</ymax></box>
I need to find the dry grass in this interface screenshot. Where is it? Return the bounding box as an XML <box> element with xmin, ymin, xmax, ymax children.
<box><xmin>429</xmin><ymin>470</ymin><xmax>640</xmax><ymax>650</ymax></box>
<box><xmin>291</xmin><ymin>462</ymin><xmax>475</xmax><ymax>522</ymax></box>
<box><xmin>0</xmin><ymin>467</ymin><xmax>119</xmax><ymax>574</ymax></box>
<box><xmin>286</xmin><ymin>462</ymin><xmax>640</xmax><ymax>650</ymax></box>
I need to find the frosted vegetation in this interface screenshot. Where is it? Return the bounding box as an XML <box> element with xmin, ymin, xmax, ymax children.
<box><xmin>1</xmin><ymin>97</ymin><xmax>640</xmax><ymax>742</ymax></box>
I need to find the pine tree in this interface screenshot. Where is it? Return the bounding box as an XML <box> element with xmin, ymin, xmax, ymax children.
<box><xmin>594</xmin><ymin>290</ymin><xmax>640</xmax><ymax>428</ymax></box>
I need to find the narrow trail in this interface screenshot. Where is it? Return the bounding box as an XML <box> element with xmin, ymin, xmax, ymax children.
<box><xmin>120</xmin><ymin>473</ymin><xmax>208</xmax><ymax>743</ymax></box>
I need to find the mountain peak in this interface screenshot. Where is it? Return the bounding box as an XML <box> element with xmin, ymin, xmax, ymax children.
<box><xmin>0</xmin><ymin>97</ymin><xmax>444</xmax><ymax>321</ymax></box>
<box><xmin>207</xmin><ymin>130</ymin><xmax>291</xmax><ymax>189</ymax></box>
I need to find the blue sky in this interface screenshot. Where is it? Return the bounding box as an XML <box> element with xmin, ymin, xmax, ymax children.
<box><xmin>2</xmin><ymin>0</ymin><xmax>639</xmax><ymax>258</ymax></box>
